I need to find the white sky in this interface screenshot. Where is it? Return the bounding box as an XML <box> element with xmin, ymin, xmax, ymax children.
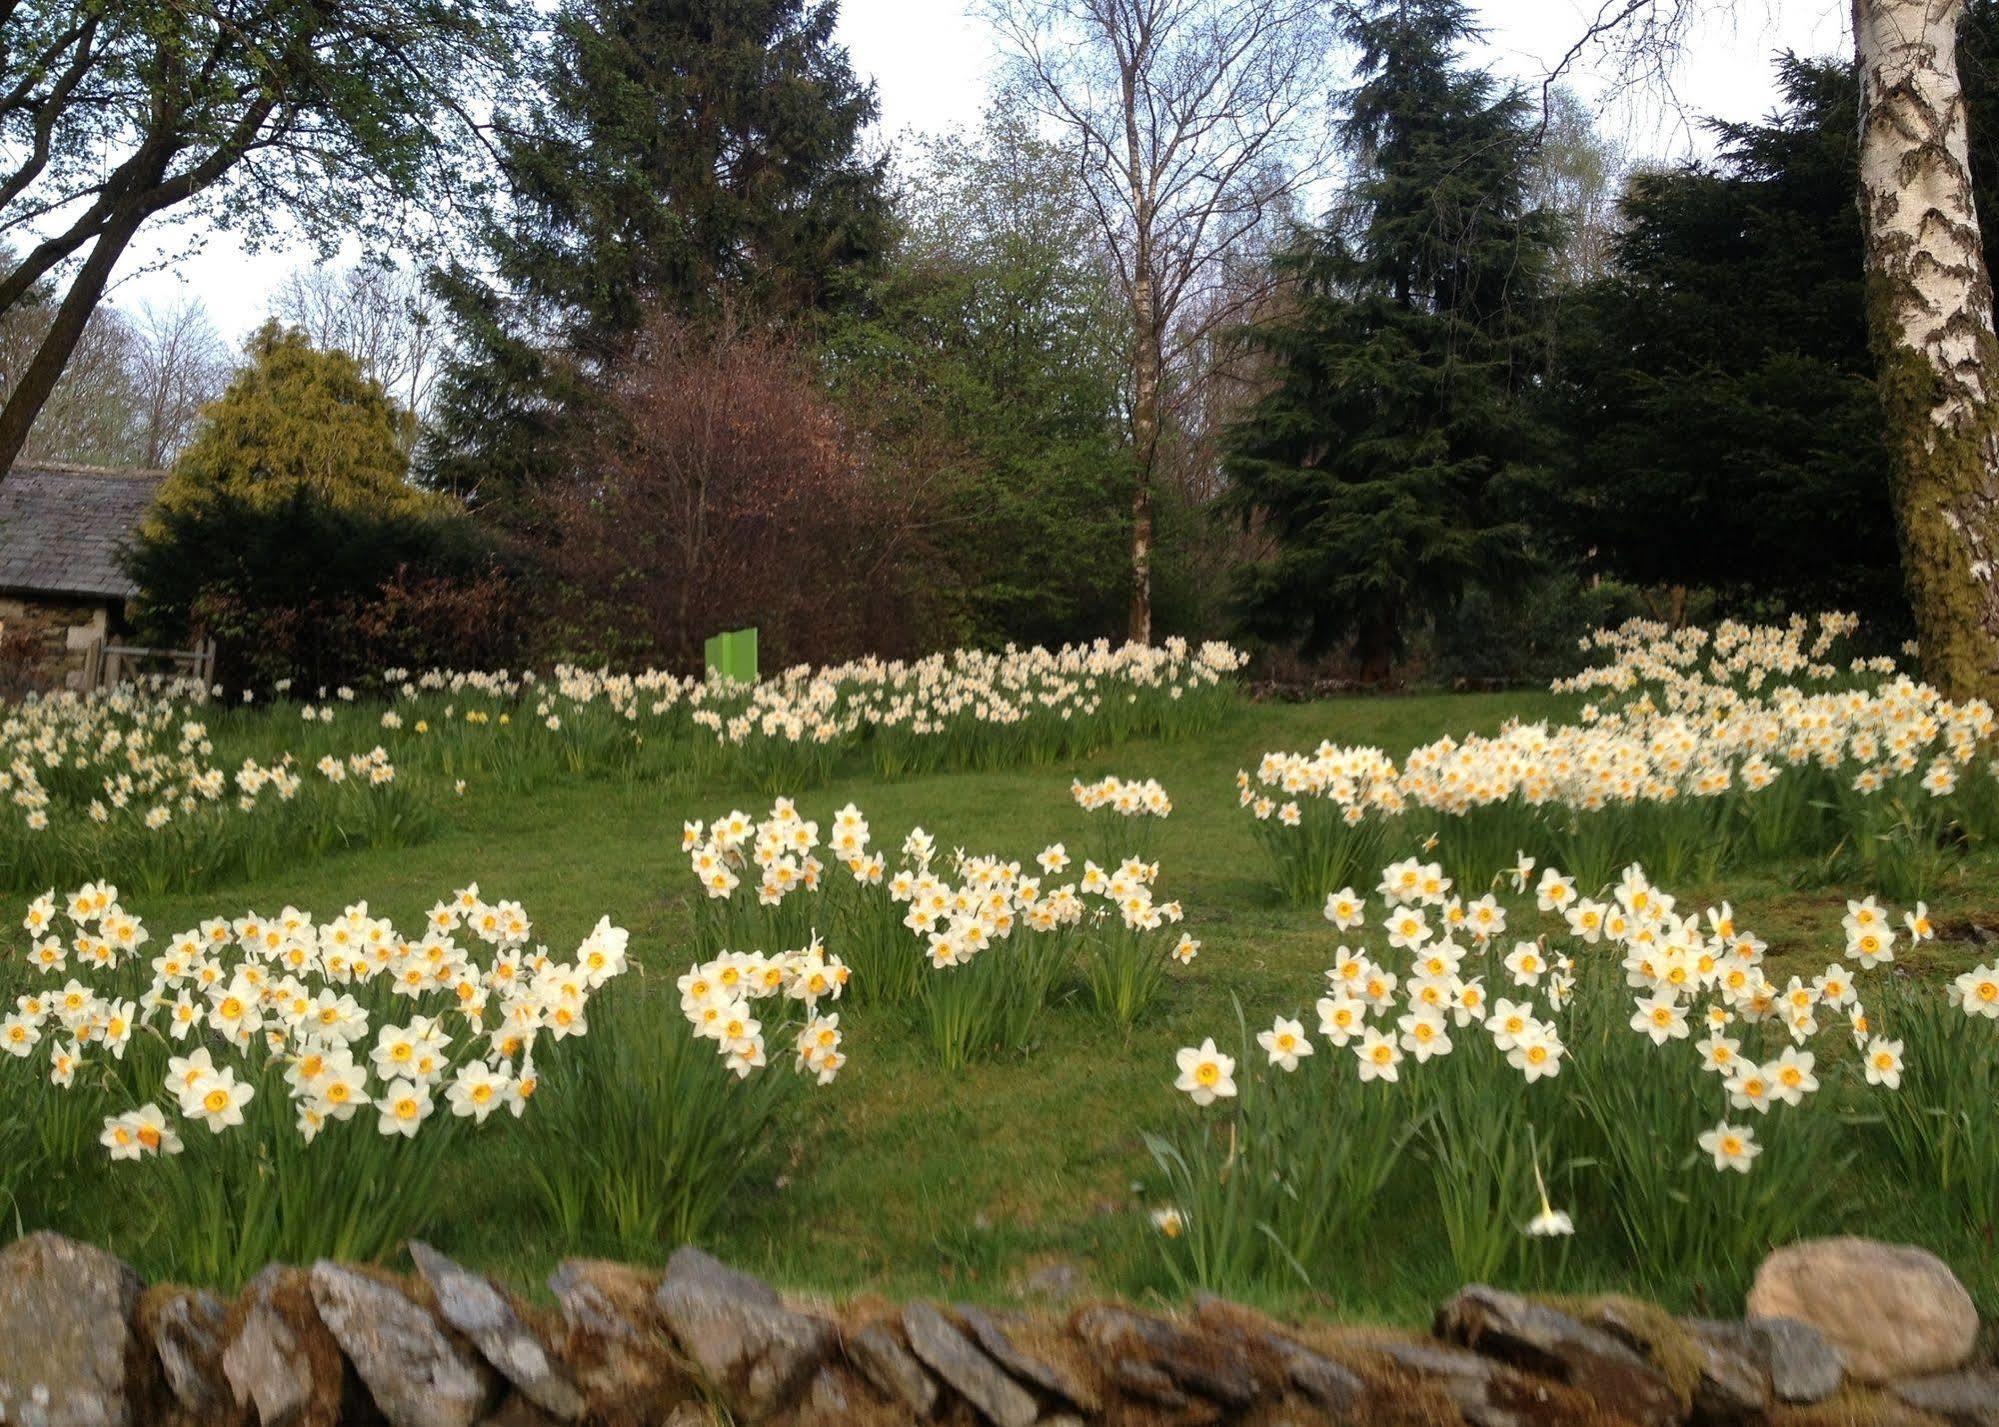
<box><xmin>106</xmin><ymin>0</ymin><xmax>1852</xmax><ymax>345</ymax></box>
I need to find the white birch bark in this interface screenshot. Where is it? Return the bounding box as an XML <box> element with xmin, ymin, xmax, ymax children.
<box><xmin>1857</xmin><ymin>0</ymin><xmax>1999</xmax><ymax>698</ymax></box>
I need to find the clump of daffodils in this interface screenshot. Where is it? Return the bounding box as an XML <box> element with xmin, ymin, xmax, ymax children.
<box><xmin>684</xmin><ymin>797</ymin><xmax>1200</xmax><ymax>1030</ymax></box>
<box><xmin>898</xmin><ymin>850</ymin><xmax>1052</xmax><ymax>968</ymax></box>
<box><xmin>1237</xmin><ymin>616</ymin><xmax>1996</xmax><ymax>891</ymax></box>
<box><xmin>1289</xmin><ymin>855</ymin><xmax>1565</xmax><ymax>1090</ymax></box>
<box><xmin>1555</xmin><ymin>611</ymin><xmax>1874</xmax><ymax>702</ymax></box>
<box><xmin>896</xmin><ymin>849</ymin><xmax>1187</xmax><ymax>966</ymax></box>
<box><xmin>1</xmin><ymin>683</ymin><xmax>405</xmax><ymax>848</ymax></box>
<box><xmin>684</xmin><ymin>797</ymin><xmax>841</xmax><ymax>903</ymax></box>
<box><xmin>1173</xmin><ymin>852</ymin><xmax>1965</xmax><ymax>1185</ymax></box>
<box><xmin>1241</xmin><ymin>679</ymin><xmax>1994</xmax><ymax>833</ymax></box>
<box><xmin>7</xmin><ymin>881</ymin><xmax>629</xmax><ymax>1157</ymax></box>
<box><xmin>682</xmin><ymin>799</ymin><xmax>922</xmax><ymax>1009</ymax></box>
<box><xmin>1073</xmin><ymin>775</ymin><xmax>1173</xmax><ymax>864</ymax></box>
<box><xmin>1238</xmin><ymin>744</ymin><xmax>1403</xmax><ymax>827</ymax></box>
<box><xmin>675</xmin><ymin>937</ymin><xmax>850</xmax><ymax>1081</ymax></box>
<box><xmin>1</xmin><ymin>638</ymin><xmax>1245</xmax><ymax>892</ymax></box>
<box><xmin>393</xmin><ymin>637</ymin><xmax>1245</xmax><ymax>773</ymax></box>
<box><xmin>1072</xmin><ymin>775</ymin><xmax>1172</xmax><ymax>818</ymax></box>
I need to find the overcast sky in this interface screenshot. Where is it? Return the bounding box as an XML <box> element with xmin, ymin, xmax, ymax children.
<box><xmin>107</xmin><ymin>0</ymin><xmax>1852</xmax><ymax>345</ymax></box>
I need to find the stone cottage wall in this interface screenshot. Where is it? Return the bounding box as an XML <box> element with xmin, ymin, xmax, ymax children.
<box><xmin>0</xmin><ymin>593</ymin><xmax>108</xmax><ymax>693</ymax></box>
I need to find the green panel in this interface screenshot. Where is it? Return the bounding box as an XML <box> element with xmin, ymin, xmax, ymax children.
<box><xmin>729</xmin><ymin>627</ymin><xmax>758</xmax><ymax>681</ymax></box>
<box><xmin>706</xmin><ymin>627</ymin><xmax>758</xmax><ymax>682</ymax></box>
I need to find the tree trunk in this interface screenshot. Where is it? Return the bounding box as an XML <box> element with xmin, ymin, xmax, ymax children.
<box><xmin>1356</xmin><ymin>612</ymin><xmax>1395</xmax><ymax>685</ymax></box>
<box><xmin>1857</xmin><ymin>0</ymin><xmax>1999</xmax><ymax>700</ymax></box>
<box><xmin>1129</xmin><ymin>271</ymin><xmax>1160</xmax><ymax>646</ymax></box>
<box><xmin>0</xmin><ymin>206</ymin><xmax>146</xmax><ymax>474</ymax></box>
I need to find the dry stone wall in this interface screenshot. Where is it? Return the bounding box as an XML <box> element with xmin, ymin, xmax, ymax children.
<box><xmin>0</xmin><ymin>1231</ymin><xmax>1993</xmax><ymax>1427</ymax></box>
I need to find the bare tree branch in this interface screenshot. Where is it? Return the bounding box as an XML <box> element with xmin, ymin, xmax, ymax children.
<box><xmin>981</xmin><ymin>0</ymin><xmax>1340</xmax><ymax>639</ymax></box>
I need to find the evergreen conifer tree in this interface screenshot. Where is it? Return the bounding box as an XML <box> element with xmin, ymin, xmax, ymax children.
<box><xmin>421</xmin><ymin>0</ymin><xmax>887</xmax><ymax>510</ymax></box>
<box><xmin>1224</xmin><ymin>0</ymin><xmax>1554</xmax><ymax>679</ymax></box>
<box><xmin>159</xmin><ymin>321</ymin><xmax>430</xmax><ymax>519</ymax></box>
<box><xmin>1545</xmin><ymin>15</ymin><xmax>1999</xmax><ymax>626</ymax></box>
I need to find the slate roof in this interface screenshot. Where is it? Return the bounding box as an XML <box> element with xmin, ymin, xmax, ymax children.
<box><xmin>0</xmin><ymin>463</ymin><xmax>164</xmax><ymax>602</ymax></box>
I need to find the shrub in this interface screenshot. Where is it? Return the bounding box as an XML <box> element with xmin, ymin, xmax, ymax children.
<box><xmin>550</xmin><ymin>313</ymin><xmax>921</xmax><ymax>670</ymax></box>
<box><xmin>1427</xmin><ymin>572</ymin><xmax>1645</xmax><ymax>687</ymax></box>
<box><xmin>125</xmin><ymin>484</ymin><xmax>523</xmax><ymax>691</ymax></box>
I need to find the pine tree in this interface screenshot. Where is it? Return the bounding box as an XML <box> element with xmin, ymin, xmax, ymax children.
<box><xmin>1223</xmin><ymin>0</ymin><xmax>1553</xmax><ymax>679</ymax></box>
<box><xmin>420</xmin><ymin>0</ymin><xmax>888</xmax><ymax>511</ymax></box>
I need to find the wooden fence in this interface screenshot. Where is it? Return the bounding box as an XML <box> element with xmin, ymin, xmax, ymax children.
<box><xmin>78</xmin><ymin>636</ymin><xmax>216</xmax><ymax>691</ymax></box>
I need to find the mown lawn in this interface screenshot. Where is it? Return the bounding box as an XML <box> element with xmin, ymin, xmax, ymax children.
<box><xmin>23</xmin><ymin>690</ymin><xmax>1999</xmax><ymax>1323</ymax></box>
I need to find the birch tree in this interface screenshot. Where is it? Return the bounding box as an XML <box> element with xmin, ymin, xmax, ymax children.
<box><xmin>1562</xmin><ymin>0</ymin><xmax>1999</xmax><ymax>697</ymax></box>
<box><xmin>982</xmin><ymin>0</ymin><xmax>1338</xmax><ymax>642</ymax></box>
<box><xmin>1855</xmin><ymin>0</ymin><xmax>1999</xmax><ymax>698</ymax></box>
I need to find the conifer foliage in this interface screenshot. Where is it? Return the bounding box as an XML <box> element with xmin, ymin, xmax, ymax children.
<box><xmin>1545</xmin><ymin>26</ymin><xmax>1999</xmax><ymax>628</ymax></box>
<box><xmin>157</xmin><ymin>322</ymin><xmax>430</xmax><ymax>520</ymax></box>
<box><xmin>421</xmin><ymin>0</ymin><xmax>889</xmax><ymax>510</ymax></box>
<box><xmin>1224</xmin><ymin>0</ymin><xmax>1555</xmax><ymax>679</ymax></box>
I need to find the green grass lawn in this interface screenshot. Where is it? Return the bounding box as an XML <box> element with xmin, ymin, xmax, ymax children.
<box><xmin>18</xmin><ymin>690</ymin><xmax>1999</xmax><ymax>1323</ymax></box>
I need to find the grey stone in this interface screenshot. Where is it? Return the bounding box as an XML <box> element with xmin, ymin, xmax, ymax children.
<box><xmin>547</xmin><ymin>1259</ymin><xmax>674</xmax><ymax>1413</ymax></box>
<box><xmin>1752</xmin><ymin>1318</ymin><xmax>1843</xmax><ymax>1404</ymax></box>
<box><xmin>901</xmin><ymin>1303</ymin><xmax>1039</xmax><ymax>1427</ymax></box>
<box><xmin>1191</xmin><ymin>1297</ymin><xmax>1360</xmax><ymax>1415</ymax></box>
<box><xmin>1694</xmin><ymin>1316</ymin><xmax>1841</xmax><ymax>1405</ymax></box>
<box><xmin>803</xmin><ymin>1365</ymin><xmax>856</xmax><ymax>1419</ymax></box>
<box><xmin>548</xmin><ymin>1258</ymin><xmax>658</xmax><ymax>1342</ymax></box>
<box><xmin>654</xmin><ymin>1273</ymin><xmax>835</xmax><ymax>1422</ymax></box>
<box><xmin>1272</xmin><ymin>1337</ymin><xmax>1365</xmax><ymax>1415</ymax></box>
<box><xmin>956</xmin><ymin>1303</ymin><xmax>1099</xmax><ymax>1413</ymax></box>
<box><xmin>411</xmin><ymin>1242</ymin><xmax>584</xmax><ymax>1422</ymax></box>
<box><xmin>1687</xmin><ymin>1333</ymin><xmax>1768</xmax><ymax>1426</ymax></box>
<box><xmin>221</xmin><ymin>1295</ymin><xmax>315</xmax><ymax>1427</ymax></box>
<box><xmin>1436</xmin><ymin>1284</ymin><xmax>1681</xmax><ymax>1427</ymax></box>
<box><xmin>1366</xmin><ymin>1340</ymin><xmax>1541</xmax><ymax>1427</ymax></box>
<box><xmin>847</xmin><ymin>1320</ymin><xmax>939</xmax><ymax>1417</ymax></box>
<box><xmin>663</xmin><ymin>1245</ymin><xmax>781</xmax><ymax>1308</ymax></box>
<box><xmin>1368</xmin><ymin>1338</ymin><xmax>1504</xmax><ymax>1383</ymax></box>
<box><xmin>222</xmin><ymin>1309</ymin><xmax>312</xmax><ymax>1426</ymax></box>
<box><xmin>1101</xmin><ymin>1353</ymin><xmax>1190</xmax><ymax>1409</ymax></box>
<box><xmin>143</xmin><ymin>1288</ymin><xmax>229</xmax><ymax>1415</ymax></box>
<box><xmin>1891</xmin><ymin>1369</ymin><xmax>1999</xmax><ymax>1427</ymax></box>
<box><xmin>309</xmin><ymin>1262</ymin><xmax>500</xmax><ymax>1427</ymax></box>
<box><xmin>0</xmin><ymin>1232</ymin><xmax>142</xmax><ymax>1427</ymax></box>
<box><xmin>1746</xmin><ymin>1236</ymin><xmax>1978</xmax><ymax>1383</ymax></box>
<box><xmin>1597</xmin><ymin>1307</ymin><xmax>1763</xmax><ymax>1424</ymax></box>
<box><xmin>1073</xmin><ymin>1304</ymin><xmax>1256</xmax><ymax>1411</ymax></box>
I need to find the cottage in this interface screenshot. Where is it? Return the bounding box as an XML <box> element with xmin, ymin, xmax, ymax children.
<box><xmin>0</xmin><ymin>462</ymin><xmax>165</xmax><ymax>691</ymax></box>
